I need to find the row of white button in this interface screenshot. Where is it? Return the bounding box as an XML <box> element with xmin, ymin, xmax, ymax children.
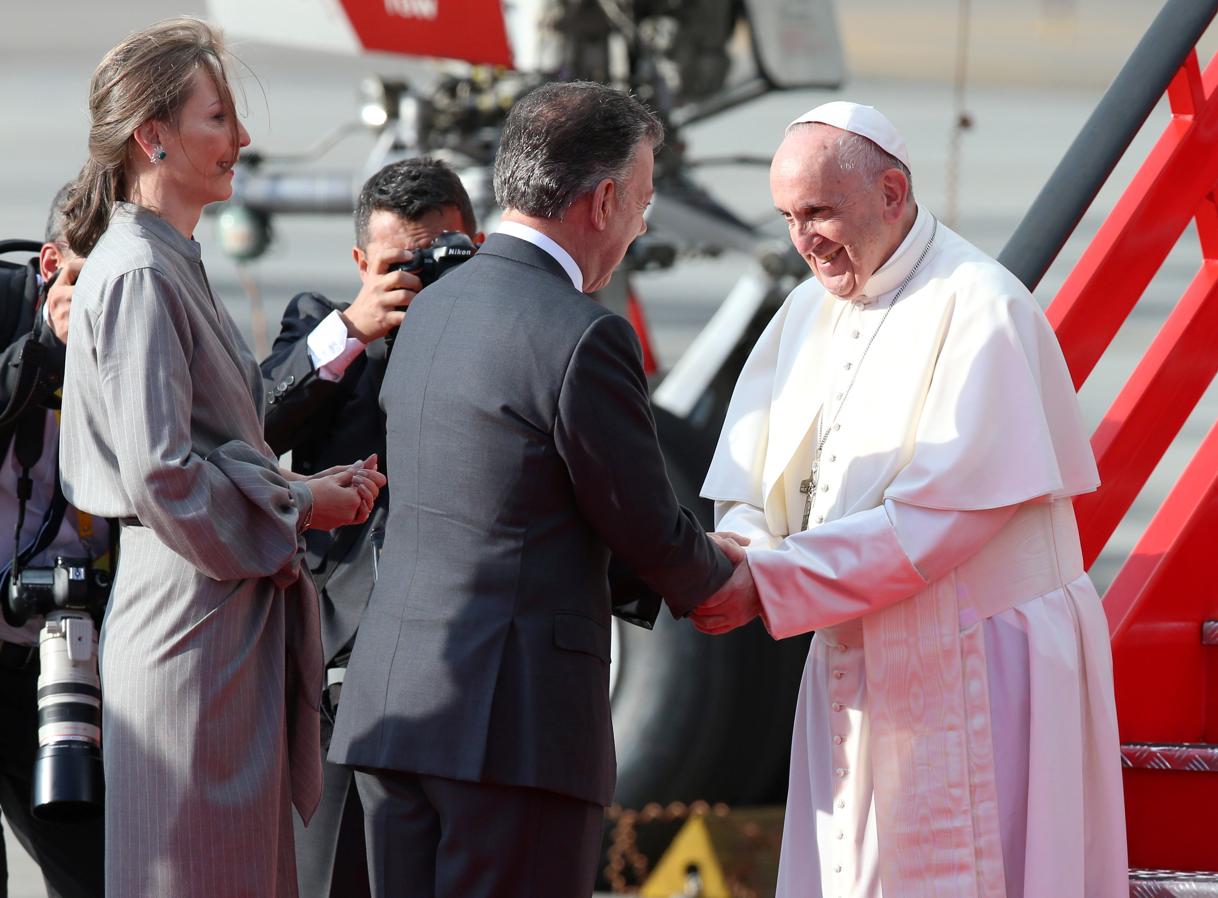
<box><xmin>829</xmin><ymin>640</ymin><xmax>852</xmax><ymax>884</ymax></box>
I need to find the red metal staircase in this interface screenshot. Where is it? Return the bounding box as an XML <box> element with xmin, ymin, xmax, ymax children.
<box><xmin>1015</xmin><ymin>10</ymin><xmax>1218</xmax><ymax>892</ymax></box>
<box><xmin>995</xmin><ymin>0</ymin><xmax>1218</xmax><ymax>890</ymax></box>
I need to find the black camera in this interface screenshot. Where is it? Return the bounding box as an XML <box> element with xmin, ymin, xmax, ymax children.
<box><xmin>388</xmin><ymin>230</ymin><xmax>477</xmax><ymax>285</ymax></box>
<box><xmin>6</xmin><ymin>556</ymin><xmax>110</xmax><ymax>822</ymax></box>
<box><xmin>7</xmin><ymin>556</ymin><xmax>109</xmax><ymax>626</ymax></box>
<box><xmin>385</xmin><ymin>231</ymin><xmax>477</xmax><ymax>350</ymax></box>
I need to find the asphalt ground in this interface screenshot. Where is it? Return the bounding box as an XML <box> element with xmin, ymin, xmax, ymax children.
<box><xmin>3</xmin><ymin>0</ymin><xmax>1217</xmax><ymax>893</ymax></box>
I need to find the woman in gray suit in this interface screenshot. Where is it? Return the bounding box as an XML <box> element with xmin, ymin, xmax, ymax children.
<box><xmin>57</xmin><ymin>18</ymin><xmax>384</xmax><ymax>897</ymax></box>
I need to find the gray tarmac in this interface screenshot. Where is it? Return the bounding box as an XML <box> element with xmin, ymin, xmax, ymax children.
<box><xmin>3</xmin><ymin>0</ymin><xmax>1216</xmax><ymax>892</ymax></box>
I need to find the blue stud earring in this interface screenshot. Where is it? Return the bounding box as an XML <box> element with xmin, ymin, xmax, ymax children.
<box><xmin>151</xmin><ymin>145</ymin><xmax>167</xmax><ymax>164</ymax></box>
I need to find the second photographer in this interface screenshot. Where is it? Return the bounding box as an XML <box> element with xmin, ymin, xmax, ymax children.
<box><xmin>0</xmin><ymin>186</ymin><xmax>106</xmax><ymax>898</ymax></box>
<box><xmin>261</xmin><ymin>157</ymin><xmax>479</xmax><ymax>898</ymax></box>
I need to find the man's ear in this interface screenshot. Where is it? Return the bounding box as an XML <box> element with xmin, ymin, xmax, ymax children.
<box><xmin>590</xmin><ymin>178</ymin><xmax>616</xmax><ymax>232</ymax></box>
<box><xmin>39</xmin><ymin>243</ymin><xmax>63</xmax><ymax>281</ymax></box>
<box><xmin>353</xmin><ymin>245</ymin><xmax>370</xmax><ymax>281</ymax></box>
<box><xmin>132</xmin><ymin>119</ymin><xmax>162</xmax><ymax>161</ymax></box>
<box><xmin>879</xmin><ymin>169</ymin><xmax>910</xmax><ymax>221</ymax></box>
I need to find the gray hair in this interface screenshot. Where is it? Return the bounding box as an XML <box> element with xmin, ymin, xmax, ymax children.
<box><xmin>789</xmin><ymin>122</ymin><xmax>914</xmax><ymax>201</ymax></box>
<box><xmin>45</xmin><ymin>182</ymin><xmax>74</xmax><ymax>245</ymax></box>
<box><xmin>493</xmin><ymin>81</ymin><xmax>664</xmax><ymax>220</ymax></box>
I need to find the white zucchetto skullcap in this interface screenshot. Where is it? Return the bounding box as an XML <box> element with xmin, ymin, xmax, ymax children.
<box><xmin>788</xmin><ymin>101</ymin><xmax>911</xmax><ymax>170</ymax></box>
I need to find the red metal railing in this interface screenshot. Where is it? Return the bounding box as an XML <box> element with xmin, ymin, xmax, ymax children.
<box><xmin>1052</xmin><ymin>45</ymin><xmax>1218</xmax><ymax>734</ymax></box>
<box><xmin>1042</xmin><ymin>44</ymin><xmax>1218</xmax><ymax>871</ymax></box>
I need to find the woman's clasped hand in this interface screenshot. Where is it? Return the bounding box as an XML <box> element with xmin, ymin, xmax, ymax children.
<box><xmin>305</xmin><ymin>454</ymin><xmax>387</xmax><ymax>530</ymax></box>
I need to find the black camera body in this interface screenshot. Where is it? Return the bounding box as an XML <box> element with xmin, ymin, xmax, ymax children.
<box><xmin>388</xmin><ymin>230</ymin><xmax>477</xmax><ymax>285</ymax></box>
<box><xmin>6</xmin><ymin>555</ymin><xmax>110</xmax><ymax>627</ymax></box>
<box><xmin>384</xmin><ymin>231</ymin><xmax>477</xmax><ymax>350</ymax></box>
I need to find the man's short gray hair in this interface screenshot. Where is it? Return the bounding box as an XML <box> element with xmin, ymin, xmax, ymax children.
<box><xmin>45</xmin><ymin>182</ymin><xmax>74</xmax><ymax>245</ymax></box>
<box><xmin>494</xmin><ymin>81</ymin><xmax>664</xmax><ymax>220</ymax></box>
<box><xmin>788</xmin><ymin>122</ymin><xmax>914</xmax><ymax>201</ymax></box>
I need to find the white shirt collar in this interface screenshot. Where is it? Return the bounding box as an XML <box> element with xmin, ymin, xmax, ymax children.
<box><xmin>494</xmin><ymin>220</ymin><xmax>584</xmax><ymax>292</ymax></box>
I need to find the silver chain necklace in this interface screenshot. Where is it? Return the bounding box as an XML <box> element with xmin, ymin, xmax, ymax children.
<box><xmin>799</xmin><ymin>216</ymin><xmax>939</xmax><ymax>531</ymax></box>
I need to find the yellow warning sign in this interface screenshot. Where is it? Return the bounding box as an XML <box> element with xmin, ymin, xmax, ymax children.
<box><xmin>641</xmin><ymin>816</ymin><xmax>732</xmax><ymax>898</ymax></box>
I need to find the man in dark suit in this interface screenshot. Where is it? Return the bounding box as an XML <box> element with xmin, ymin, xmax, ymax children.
<box><xmin>260</xmin><ymin>158</ymin><xmax>478</xmax><ymax>898</ymax></box>
<box><xmin>329</xmin><ymin>81</ymin><xmax>745</xmax><ymax>898</ymax></box>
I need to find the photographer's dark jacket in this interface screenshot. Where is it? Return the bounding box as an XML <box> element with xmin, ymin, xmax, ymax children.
<box><xmin>261</xmin><ymin>292</ymin><xmax>389</xmax><ymax>668</ymax></box>
<box><xmin>0</xmin><ymin>257</ymin><xmax>65</xmax><ymax>461</ymax></box>
<box><xmin>0</xmin><ymin>255</ymin><xmax>108</xmax><ymax>647</ymax></box>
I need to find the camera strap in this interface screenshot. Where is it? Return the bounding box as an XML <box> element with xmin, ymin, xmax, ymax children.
<box><xmin>0</xmin><ymin>260</ymin><xmax>51</xmax><ymax>433</ymax></box>
<box><xmin>9</xmin><ymin>408</ymin><xmax>68</xmax><ymax>579</ymax></box>
<box><xmin>0</xmin><ymin>328</ymin><xmax>49</xmax><ymax>433</ymax></box>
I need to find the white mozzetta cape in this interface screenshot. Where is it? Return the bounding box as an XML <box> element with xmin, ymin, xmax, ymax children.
<box><xmin>703</xmin><ymin>207</ymin><xmax>1126</xmax><ymax>897</ymax></box>
<box><xmin>704</xmin><ymin>207</ymin><xmax>1098</xmax><ymax>524</ymax></box>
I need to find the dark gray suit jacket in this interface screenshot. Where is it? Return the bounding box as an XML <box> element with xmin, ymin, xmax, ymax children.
<box><xmin>261</xmin><ymin>292</ymin><xmax>389</xmax><ymax>670</ymax></box>
<box><xmin>328</xmin><ymin>234</ymin><xmax>732</xmax><ymax>806</ymax></box>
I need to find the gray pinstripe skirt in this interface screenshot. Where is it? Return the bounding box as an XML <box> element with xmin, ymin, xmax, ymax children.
<box><xmin>100</xmin><ymin>525</ymin><xmax>299</xmax><ymax>897</ymax></box>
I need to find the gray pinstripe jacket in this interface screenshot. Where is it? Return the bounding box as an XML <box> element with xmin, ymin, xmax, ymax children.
<box><xmin>59</xmin><ymin>202</ymin><xmax>322</xmax><ymax>897</ymax></box>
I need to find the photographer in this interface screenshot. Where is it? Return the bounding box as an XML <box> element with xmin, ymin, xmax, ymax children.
<box><xmin>0</xmin><ymin>186</ymin><xmax>105</xmax><ymax>898</ymax></box>
<box><xmin>261</xmin><ymin>157</ymin><xmax>479</xmax><ymax>898</ymax></box>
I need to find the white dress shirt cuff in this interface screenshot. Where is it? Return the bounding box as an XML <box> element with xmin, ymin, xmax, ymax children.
<box><xmin>306</xmin><ymin>310</ymin><xmax>366</xmax><ymax>382</ymax></box>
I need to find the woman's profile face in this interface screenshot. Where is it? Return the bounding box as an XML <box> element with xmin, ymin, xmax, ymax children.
<box><xmin>156</xmin><ymin>67</ymin><xmax>250</xmax><ymax>210</ymax></box>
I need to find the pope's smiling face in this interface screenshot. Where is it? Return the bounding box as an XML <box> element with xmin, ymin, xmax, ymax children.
<box><xmin>770</xmin><ymin>124</ymin><xmax>909</xmax><ymax>299</ymax></box>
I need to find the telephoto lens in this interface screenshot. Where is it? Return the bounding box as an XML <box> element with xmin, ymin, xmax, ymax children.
<box><xmin>32</xmin><ymin>607</ymin><xmax>104</xmax><ymax>821</ymax></box>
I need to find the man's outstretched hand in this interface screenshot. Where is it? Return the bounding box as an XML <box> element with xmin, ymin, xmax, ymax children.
<box><xmin>709</xmin><ymin>530</ymin><xmax>749</xmax><ymax>564</ymax></box>
<box><xmin>691</xmin><ymin>532</ymin><xmax>761</xmax><ymax>635</ymax></box>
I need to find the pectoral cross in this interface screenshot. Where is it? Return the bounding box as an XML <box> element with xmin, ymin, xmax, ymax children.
<box><xmin>799</xmin><ymin>460</ymin><xmax>819</xmax><ymax>531</ymax></box>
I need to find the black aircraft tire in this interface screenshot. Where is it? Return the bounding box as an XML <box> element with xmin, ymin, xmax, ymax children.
<box><xmin>609</xmin><ymin>408</ymin><xmax>809</xmax><ymax>810</ymax></box>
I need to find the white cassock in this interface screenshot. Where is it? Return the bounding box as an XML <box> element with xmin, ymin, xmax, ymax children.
<box><xmin>702</xmin><ymin>205</ymin><xmax>1128</xmax><ymax>898</ymax></box>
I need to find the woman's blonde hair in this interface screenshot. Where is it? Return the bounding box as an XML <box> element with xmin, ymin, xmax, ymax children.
<box><xmin>63</xmin><ymin>17</ymin><xmax>239</xmax><ymax>255</ymax></box>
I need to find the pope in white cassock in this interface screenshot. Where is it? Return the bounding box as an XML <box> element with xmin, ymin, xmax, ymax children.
<box><xmin>692</xmin><ymin>102</ymin><xmax>1129</xmax><ymax>898</ymax></box>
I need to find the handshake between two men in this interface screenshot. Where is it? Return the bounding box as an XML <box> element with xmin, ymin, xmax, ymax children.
<box><xmin>321</xmin><ymin>84</ymin><xmax>1127</xmax><ymax>898</ymax></box>
<box><xmin>692</xmin><ymin>532</ymin><xmax>760</xmax><ymax>636</ymax></box>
